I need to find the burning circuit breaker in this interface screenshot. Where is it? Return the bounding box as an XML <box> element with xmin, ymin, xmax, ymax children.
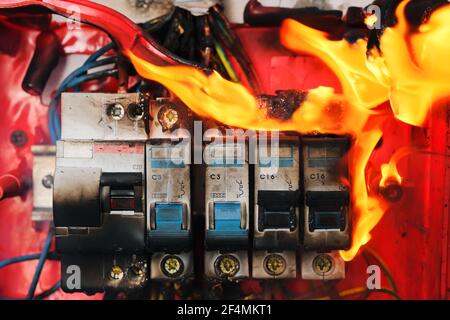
<box><xmin>253</xmin><ymin>136</ymin><xmax>299</xmax><ymax>279</ymax></box>
<box><xmin>44</xmin><ymin>92</ymin><xmax>354</xmax><ymax>293</ymax></box>
<box><xmin>147</xmin><ymin>98</ymin><xmax>193</xmax><ymax>281</ymax></box>
<box><xmin>54</xmin><ymin>93</ymin><xmax>148</xmax><ymax>293</ymax></box>
<box><xmin>301</xmin><ymin>137</ymin><xmax>350</xmax><ymax>280</ymax></box>
<box><xmin>204</xmin><ymin>131</ymin><xmax>250</xmax><ymax>281</ymax></box>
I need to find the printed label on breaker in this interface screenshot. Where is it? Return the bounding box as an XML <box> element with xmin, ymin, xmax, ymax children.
<box><xmin>147</xmin><ymin>143</ymin><xmax>190</xmax><ymax>203</ymax></box>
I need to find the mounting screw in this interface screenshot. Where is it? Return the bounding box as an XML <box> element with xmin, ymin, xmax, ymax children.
<box><xmin>41</xmin><ymin>175</ymin><xmax>53</xmax><ymax>189</ymax></box>
<box><xmin>10</xmin><ymin>130</ymin><xmax>28</xmax><ymax>147</ymax></box>
<box><xmin>380</xmin><ymin>182</ymin><xmax>403</xmax><ymax>203</ymax></box>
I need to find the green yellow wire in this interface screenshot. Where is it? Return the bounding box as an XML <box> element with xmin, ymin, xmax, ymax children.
<box><xmin>214</xmin><ymin>41</ymin><xmax>239</xmax><ymax>82</ymax></box>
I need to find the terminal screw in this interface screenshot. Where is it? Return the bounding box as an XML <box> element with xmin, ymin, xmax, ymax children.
<box><xmin>158</xmin><ymin>104</ymin><xmax>179</xmax><ymax>132</ymax></box>
<box><xmin>108</xmin><ymin>103</ymin><xmax>125</xmax><ymax>121</ymax></box>
<box><xmin>264</xmin><ymin>254</ymin><xmax>286</xmax><ymax>276</ymax></box>
<box><xmin>312</xmin><ymin>254</ymin><xmax>334</xmax><ymax>276</ymax></box>
<box><xmin>161</xmin><ymin>255</ymin><xmax>184</xmax><ymax>278</ymax></box>
<box><xmin>215</xmin><ymin>255</ymin><xmax>240</xmax><ymax>278</ymax></box>
<box><xmin>130</xmin><ymin>265</ymin><xmax>145</xmax><ymax>278</ymax></box>
<box><xmin>127</xmin><ymin>103</ymin><xmax>144</xmax><ymax>121</ymax></box>
<box><xmin>109</xmin><ymin>265</ymin><xmax>124</xmax><ymax>280</ymax></box>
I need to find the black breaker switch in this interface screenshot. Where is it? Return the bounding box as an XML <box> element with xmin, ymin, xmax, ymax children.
<box><xmin>306</xmin><ymin>191</ymin><xmax>349</xmax><ymax>232</ymax></box>
<box><xmin>257</xmin><ymin>191</ymin><xmax>299</xmax><ymax>231</ymax></box>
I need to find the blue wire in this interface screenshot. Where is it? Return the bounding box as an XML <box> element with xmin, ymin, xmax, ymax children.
<box><xmin>85</xmin><ymin>42</ymin><xmax>115</xmax><ymax>65</ymax></box>
<box><xmin>59</xmin><ymin>56</ymin><xmax>117</xmax><ymax>95</ymax></box>
<box><xmin>0</xmin><ymin>282</ymin><xmax>61</xmax><ymax>300</ymax></box>
<box><xmin>48</xmin><ymin>42</ymin><xmax>117</xmax><ymax>143</ymax></box>
<box><xmin>25</xmin><ymin>227</ymin><xmax>54</xmax><ymax>300</ymax></box>
<box><xmin>0</xmin><ymin>253</ymin><xmax>42</xmax><ymax>269</ymax></box>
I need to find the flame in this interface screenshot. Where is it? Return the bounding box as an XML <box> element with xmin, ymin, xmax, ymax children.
<box><xmin>365</xmin><ymin>14</ymin><xmax>378</xmax><ymax>29</ymax></box>
<box><xmin>380</xmin><ymin>147</ymin><xmax>412</xmax><ymax>188</ymax></box>
<box><xmin>126</xmin><ymin>0</ymin><xmax>450</xmax><ymax>261</ymax></box>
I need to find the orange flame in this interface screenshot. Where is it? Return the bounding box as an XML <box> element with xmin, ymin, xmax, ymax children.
<box><xmin>126</xmin><ymin>0</ymin><xmax>449</xmax><ymax>261</ymax></box>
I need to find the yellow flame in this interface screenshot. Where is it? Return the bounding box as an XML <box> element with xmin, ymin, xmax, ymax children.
<box><xmin>380</xmin><ymin>147</ymin><xmax>412</xmax><ymax>188</ymax></box>
<box><xmin>365</xmin><ymin>14</ymin><xmax>378</xmax><ymax>29</ymax></box>
<box><xmin>126</xmin><ymin>0</ymin><xmax>450</xmax><ymax>261</ymax></box>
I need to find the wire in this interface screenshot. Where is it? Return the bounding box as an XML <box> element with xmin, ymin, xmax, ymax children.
<box><xmin>59</xmin><ymin>56</ymin><xmax>118</xmax><ymax>93</ymax></box>
<box><xmin>314</xmin><ymin>287</ymin><xmax>401</xmax><ymax>300</ymax></box>
<box><xmin>295</xmin><ymin>286</ymin><xmax>401</xmax><ymax>300</ymax></box>
<box><xmin>0</xmin><ymin>252</ymin><xmax>57</xmax><ymax>269</ymax></box>
<box><xmin>85</xmin><ymin>42</ymin><xmax>115</xmax><ymax>65</ymax></box>
<box><xmin>0</xmin><ymin>253</ymin><xmax>42</xmax><ymax>268</ymax></box>
<box><xmin>47</xmin><ymin>43</ymin><xmax>119</xmax><ymax>143</ymax></box>
<box><xmin>25</xmin><ymin>227</ymin><xmax>54</xmax><ymax>300</ymax></box>
<box><xmin>213</xmin><ymin>41</ymin><xmax>239</xmax><ymax>82</ymax></box>
<box><xmin>33</xmin><ymin>282</ymin><xmax>61</xmax><ymax>300</ymax></box>
<box><xmin>0</xmin><ymin>281</ymin><xmax>61</xmax><ymax>301</ymax></box>
<box><xmin>140</xmin><ymin>9</ymin><xmax>175</xmax><ymax>34</ymax></box>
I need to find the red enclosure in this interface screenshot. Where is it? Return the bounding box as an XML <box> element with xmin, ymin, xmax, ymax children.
<box><xmin>0</xmin><ymin>15</ymin><xmax>449</xmax><ymax>300</ymax></box>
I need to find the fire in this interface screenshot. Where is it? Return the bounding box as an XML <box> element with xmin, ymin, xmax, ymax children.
<box><xmin>365</xmin><ymin>14</ymin><xmax>378</xmax><ymax>29</ymax></box>
<box><xmin>126</xmin><ymin>0</ymin><xmax>450</xmax><ymax>261</ymax></box>
<box><xmin>380</xmin><ymin>147</ymin><xmax>412</xmax><ymax>188</ymax></box>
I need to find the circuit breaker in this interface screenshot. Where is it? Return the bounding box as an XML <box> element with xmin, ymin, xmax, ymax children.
<box><xmin>253</xmin><ymin>137</ymin><xmax>300</xmax><ymax>279</ymax></box>
<box><xmin>204</xmin><ymin>134</ymin><xmax>250</xmax><ymax>281</ymax></box>
<box><xmin>301</xmin><ymin>137</ymin><xmax>350</xmax><ymax>280</ymax></box>
<box><xmin>147</xmin><ymin>99</ymin><xmax>193</xmax><ymax>281</ymax></box>
<box><xmin>54</xmin><ymin>93</ymin><xmax>148</xmax><ymax>293</ymax></box>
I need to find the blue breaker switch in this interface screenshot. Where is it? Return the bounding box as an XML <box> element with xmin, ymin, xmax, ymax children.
<box><xmin>206</xmin><ymin>202</ymin><xmax>248</xmax><ymax>250</ymax></box>
<box><xmin>214</xmin><ymin>202</ymin><xmax>242</xmax><ymax>231</ymax></box>
<box><xmin>155</xmin><ymin>203</ymin><xmax>183</xmax><ymax>231</ymax></box>
<box><xmin>149</xmin><ymin>203</ymin><xmax>191</xmax><ymax>251</ymax></box>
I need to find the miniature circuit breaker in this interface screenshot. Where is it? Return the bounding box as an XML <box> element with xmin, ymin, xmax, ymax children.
<box><xmin>204</xmin><ymin>133</ymin><xmax>250</xmax><ymax>281</ymax></box>
<box><xmin>253</xmin><ymin>137</ymin><xmax>300</xmax><ymax>279</ymax></box>
<box><xmin>301</xmin><ymin>137</ymin><xmax>350</xmax><ymax>280</ymax></box>
<box><xmin>147</xmin><ymin>98</ymin><xmax>193</xmax><ymax>281</ymax></box>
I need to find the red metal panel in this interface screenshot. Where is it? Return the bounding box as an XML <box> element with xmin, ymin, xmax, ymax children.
<box><xmin>0</xmin><ymin>17</ymin><xmax>103</xmax><ymax>300</ymax></box>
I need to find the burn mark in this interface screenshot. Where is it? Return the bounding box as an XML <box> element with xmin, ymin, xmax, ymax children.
<box><xmin>257</xmin><ymin>90</ymin><xmax>307</xmax><ymax>121</ymax></box>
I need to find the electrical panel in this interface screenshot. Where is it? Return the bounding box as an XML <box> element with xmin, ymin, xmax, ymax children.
<box><xmin>44</xmin><ymin>93</ymin><xmax>353</xmax><ymax>293</ymax></box>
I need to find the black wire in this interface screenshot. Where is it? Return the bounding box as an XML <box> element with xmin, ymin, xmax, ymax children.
<box><xmin>140</xmin><ymin>9</ymin><xmax>175</xmax><ymax>34</ymax></box>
